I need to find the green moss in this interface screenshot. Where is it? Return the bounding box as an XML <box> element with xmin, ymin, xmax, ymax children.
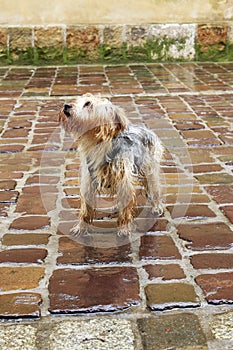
<box><xmin>34</xmin><ymin>47</ymin><xmax>65</xmax><ymax>64</ymax></box>
<box><xmin>0</xmin><ymin>37</ymin><xmax>233</xmax><ymax>65</ymax></box>
<box><xmin>6</xmin><ymin>48</ymin><xmax>34</xmax><ymax>65</ymax></box>
<box><xmin>195</xmin><ymin>41</ymin><xmax>233</xmax><ymax>62</ymax></box>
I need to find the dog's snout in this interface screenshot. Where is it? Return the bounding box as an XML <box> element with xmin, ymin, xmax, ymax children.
<box><xmin>63</xmin><ymin>104</ymin><xmax>72</xmax><ymax>117</ymax></box>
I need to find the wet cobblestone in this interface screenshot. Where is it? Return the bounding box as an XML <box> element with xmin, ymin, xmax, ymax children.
<box><xmin>0</xmin><ymin>62</ymin><xmax>233</xmax><ymax>348</ymax></box>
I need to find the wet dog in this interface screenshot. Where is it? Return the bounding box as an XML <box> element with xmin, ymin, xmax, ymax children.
<box><xmin>59</xmin><ymin>93</ymin><xmax>164</xmax><ymax>236</ymax></box>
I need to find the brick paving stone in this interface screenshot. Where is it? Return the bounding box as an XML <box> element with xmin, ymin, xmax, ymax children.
<box><xmin>206</xmin><ymin>185</ymin><xmax>233</xmax><ymax>204</ymax></box>
<box><xmin>16</xmin><ymin>193</ymin><xmax>57</xmax><ymax>214</ymax></box>
<box><xmin>221</xmin><ymin>205</ymin><xmax>233</xmax><ymax>224</ymax></box>
<box><xmin>0</xmin><ymin>171</ymin><xmax>23</xmax><ymax>179</ymax></box>
<box><xmin>0</xmin><ymin>144</ymin><xmax>25</xmax><ymax>153</ymax></box>
<box><xmin>181</xmin><ymin>148</ymin><xmax>214</xmax><ymax>164</ymax></box>
<box><xmin>0</xmin><ymin>248</ymin><xmax>47</xmax><ymax>264</ymax></box>
<box><xmin>138</xmin><ymin>313</ymin><xmax>207</xmax><ymax>350</ymax></box>
<box><xmin>188</xmin><ymin>164</ymin><xmax>224</xmax><ymax>173</ymax></box>
<box><xmin>195</xmin><ymin>173</ymin><xmax>233</xmax><ymax>185</ymax></box>
<box><xmin>0</xmin><ymin>293</ymin><xmax>42</xmax><ymax>318</ymax></box>
<box><xmin>139</xmin><ymin>235</ymin><xmax>181</xmax><ymax>260</ymax></box>
<box><xmin>57</xmin><ymin>236</ymin><xmax>132</xmax><ymax>265</ymax></box>
<box><xmin>0</xmin><ymin>191</ymin><xmax>18</xmax><ymax>203</ymax></box>
<box><xmin>136</xmin><ymin>218</ymin><xmax>169</xmax><ymax>232</ymax></box>
<box><xmin>10</xmin><ymin>216</ymin><xmax>50</xmax><ymax>230</ymax></box>
<box><xmin>144</xmin><ymin>264</ymin><xmax>186</xmax><ymax>280</ymax></box>
<box><xmin>191</xmin><ymin>253</ymin><xmax>233</xmax><ymax>269</ymax></box>
<box><xmin>177</xmin><ymin>223</ymin><xmax>233</xmax><ymax>250</ymax></box>
<box><xmin>2</xmin><ymin>233</ymin><xmax>50</xmax><ymax>246</ymax></box>
<box><xmin>0</xmin><ymin>180</ymin><xmax>16</xmax><ymax>190</ymax></box>
<box><xmin>49</xmin><ymin>267</ymin><xmax>140</xmax><ymax>313</ymax></box>
<box><xmin>145</xmin><ymin>283</ymin><xmax>200</xmax><ymax>310</ymax></box>
<box><xmin>166</xmin><ymin>193</ymin><xmax>210</xmax><ymax>205</ymax></box>
<box><xmin>0</xmin><ymin>267</ymin><xmax>45</xmax><ymax>291</ymax></box>
<box><xmin>196</xmin><ymin>272</ymin><xmax>233</xmax><ymax>304</ymax></box>
<box><xmin>168</xmin><ymin>204</ymin><xmax>216</xmax><ymax>219</ymax></box>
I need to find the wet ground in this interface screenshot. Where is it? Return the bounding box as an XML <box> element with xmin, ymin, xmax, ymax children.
<box><xmin>0</xmin><ymin>62</ymin><xmax>233</xmax><ymax>349</ymax></box>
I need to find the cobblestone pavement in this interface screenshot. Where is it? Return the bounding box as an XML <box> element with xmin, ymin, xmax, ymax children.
<box><xmin>0</xmin><ymin>62</ymin><xmax>233</xmax><ymax>349</ymax></box>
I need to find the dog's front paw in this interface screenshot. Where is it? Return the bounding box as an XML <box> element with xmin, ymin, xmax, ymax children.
<box><xmin>117</xmin><ymin>226</ymin><xmax>131</xmax><ymax>237</ymax></box>
<box><xmin>151</xmin><ymin>203</ymin><xmax>164</xmax><ymax>217</ymax></box>
<box><xmin>70</xmin><ymin>222</ymin><xmax>89</xmax><ymax>237</ymax></box>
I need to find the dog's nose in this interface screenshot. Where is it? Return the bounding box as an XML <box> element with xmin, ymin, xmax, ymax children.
<box><xmin>63</xmin><ymin>104</ymin><xmax>72</xmax><ymax>117</ymax></box>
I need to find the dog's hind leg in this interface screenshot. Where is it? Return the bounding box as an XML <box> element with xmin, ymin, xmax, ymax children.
<box><xmin>143</xmin><ymin>162</ymin><xmax>163</xmax><ymax>217</ymax></box>
<box><xmin>116</xmin><ymin>164</ymin><xmax>136</xmax><ymax>236</ymax></box>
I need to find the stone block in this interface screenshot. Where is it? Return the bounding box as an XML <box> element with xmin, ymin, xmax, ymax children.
<box><xmin>49</xmin><ymin>267</ymin><xmax>140</xmax><ymax>313</ymax></box>
<box><xmin>66</xmin><ymin>25</ymin><xmax>100</xmax><ymax>55</ymax></box>
<box><xmin>0</xmin><ymin>293</ymin><xmax>42</xmax><ymax>318</ymax></box>
<box><xmin>140</xmin><ymin>235</ymin><xmax>181</xmax><ymax>260</ymax></box>
<box><xmin>8</xmin><ymin>27</ymin><xmax>32</xmax><ymax>49</ymax></box>
<box><xmin>138</xmin><ymin>314</ymin><xmax>207</xmax><ymax>349</ymax></box>
<box><xmin>103</xmin><ymin>25</ymin><xmax>123</xmax><ymax>47</ymax></box>
<box><xmin>177</xmin><ymin>222</ymin><xmax>233</xmax><ymax>250</ymax></box>
<box><xmin>197</xmin><ymin>24</ymin><xmax>228</xmax><ymax>51</ymax></box>
<box><xmin>196</xmin><ymin>272</ymin><xmax>233</xmax><ymax>304</ymax></box>
<box><xmin>126</xmin><ymin>25</ymin><xmax>150</xmax><ymax>46</ymax></box>
<box><xmin>145</xmin><ymin>283</ymin><xmax>200</xmax><ymax>310</ymax></box>
<box><xmin>34</xmin><ymin>26</ymin><xmax>63</xmax><ymax>48</ymax></box>
<box><xmin>0</xmin><ymin>28</ymin><xmax>7</xmax><ymax>50</ymax></box>
<box><xmin>57</xmin><ymin>236</ymin><xmax>132</xmax><ymax>265</ymax></box>
<box><xmin>144</xmin><ymin>263</ymin><xmax>186</xmax><ymax>280</ymax></box>
<box><xmin>149</xmin><ymin>24</ymin><xmax>196</xmax><ymax>60</ymax></box>
<box><xmin>0</xmin><ymin>267</ymin><xmax>45</xmax><ymax>291</ymax></box>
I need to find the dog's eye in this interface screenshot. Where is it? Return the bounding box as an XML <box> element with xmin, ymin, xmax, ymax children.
<box><xmin>83</xmin><ymin>101</ymin><xmax>92</xmax><ymax>108</ymax></box>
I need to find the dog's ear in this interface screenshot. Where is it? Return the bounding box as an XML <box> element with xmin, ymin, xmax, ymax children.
<box><xmin>114</xmin><ymin>106</ymin><xmax>128</xmax><ymax>132</ymax></box>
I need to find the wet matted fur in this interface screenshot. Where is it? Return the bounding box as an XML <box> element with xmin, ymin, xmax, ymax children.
<box><xmin>59</xmin><ymin>93</ymin><xmax>164</xmax><ymax>236</ymax></box>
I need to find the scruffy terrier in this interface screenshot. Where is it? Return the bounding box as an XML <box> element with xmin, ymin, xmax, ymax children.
<box><xmin>59</xmin><ymin>93</ymin><xmax>164</xmax><ymax>236</ymax></box>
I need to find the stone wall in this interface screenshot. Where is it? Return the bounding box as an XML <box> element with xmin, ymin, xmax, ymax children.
<box><xmin>0</xmin><ymin>0</ymin><xmax>233</xmax><ymax>63</ymax></box>
<box><xmin>0</xmin><ymin>23</ymin><xmax>232</xmax><ymax>64</ymax></box>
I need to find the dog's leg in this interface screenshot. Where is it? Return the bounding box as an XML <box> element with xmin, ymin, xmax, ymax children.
<box><xmin>70</xmin><ymin>169</ymin><xmax>96</xmax><ymax>237</ymax></box>
<box><xmin>116</xmin><ymin>172</ymin><xmax>136</xmax><ymax>236</ymax></box>
<box><xmin>144</xmin><ymin>163</ymin><xmax>163</xmax><ymax>216</ymax></box>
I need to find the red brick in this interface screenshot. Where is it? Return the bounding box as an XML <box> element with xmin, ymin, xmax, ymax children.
<box><xmin>2</xmin><ymin>233</ymin><xmax>50</xmax><ymax>246</ymax></box>
<box><xmin>188</xmin><ymin>164</ymin><xmax>223</xmax><ymax>173</ymax></box>
<box><xmin>221</xmin><ymin>206</ymin><xmax>233</xmax><ymax>224</ymax></box>
<box><xmin>49</xmin><ymin>267</ymin><xmax>140</xmax><ymax>313</ymax></box>
<box><xmin>10</xmin><ymin>216</ymin><xmax>50</xmax><ymax>230</ymax></box>
<box><xmin>206</xmin><ymin>185</ymin><xmax>233</xmax><ymax>204</ymax></box>
<box><xmin>177</xmin><ymin>223</ymin><xmax>233</xmax><ymax>250</ymax></box>
<box><xmin>168</xmin><ymin>204</ymin><xmax>216</xmax><ymax>219</ymax></box>
<box><xmin>196</xmin><ymin>272</ymin><xmax>233</xmax><ymax>304</ymax></box>
<box><xmin>0</xmin><ymin>144</ymin><xmax>25</xmax><ymax>153</ymax></box>
<box><xmin>139</xmin><ymin>235</ymin><xmax>181</xmax><ymax>260</ymax></box>
<box><xmin>0</xmin><ymin>248</ymin><xmax>47</xmax><ymax>263</ymax></box>
<box><xmin>2</xmin><ymin>128</ymin><xmax>29</xmax><ymax>138</ymax></box>
<box><xmin>16</xmin><ymin>193</ymin><xmax>57</xmax><ymax>214</ymax></box>
<box><xmin>191</xmin><ymin>253</ymin><xmax>233</xmax><ymax>269</ymax></box>
<box><xmin>0</xmin><ymin>191</ymin><xmax>18</xmax><ymax>203</ymax></box>
<box><xmin>0</xmin><ymin>180</ymin><xmax>16</xmax><ymax>190</ymax></box>
<box><xmin>0</xmin><ymin>293</ymin><xmax>42</xmax><ymax>318</ymax></box>
<box><xmin>57</xmin><ymin>236</ymin><xmax>132</xmax><ymax>265</ymax></box>
<box><xmin>144</xmin><ymin>264</ymin><xmax>185</xmax><ymax>280</ymax></box>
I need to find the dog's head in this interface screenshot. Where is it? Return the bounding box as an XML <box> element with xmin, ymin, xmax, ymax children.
<box><xmin>59</xmin><ymin>93</ymin><xmax>128</xmax><ymax>142</ymax></box>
